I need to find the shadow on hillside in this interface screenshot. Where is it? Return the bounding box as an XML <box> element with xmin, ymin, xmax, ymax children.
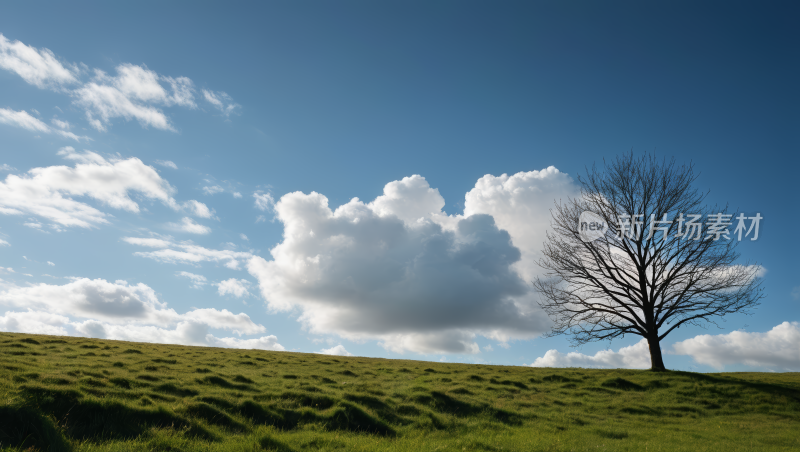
<box><xmin>668</xmin><ymin>371</ymin><xmax>800</xmax><ymax>402</ymax></box>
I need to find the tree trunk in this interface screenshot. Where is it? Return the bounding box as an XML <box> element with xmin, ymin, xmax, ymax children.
<box><xmin>647</xmin><ymin>335</ymin><xmax>667</xmax><ymax>371</ymax></box>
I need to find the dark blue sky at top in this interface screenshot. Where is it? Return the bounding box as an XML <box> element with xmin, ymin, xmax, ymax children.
<box><xmin>0</xmin><ymin>1</ymin><xmax>797</xmax><ymax>367</ymax></box>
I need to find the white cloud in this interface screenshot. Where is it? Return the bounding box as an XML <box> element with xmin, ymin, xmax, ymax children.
<box><xmin>212</xmin><ymin>334</ymin><xmax>284</xmax><ymax>350</ymax></box>
<box><xmin>0</xmin><ymin>267</ymin><xmax>15</xmax><ymax>273</ymax></box>
<box><xmin>217</xmin><ymin>278</ymin><xmax>251</xmax><ymax>298</ymax></box>
<box><xmin>460</xmin><ymin>167</ymin><xmax>581</xmax><ymax>283</ymax></box>
<box><xmin>72</xmin><ymin>64</ymin><xmax>199</xmax><ymax>132</ymax></box>
<box><xmin>156</xmin><ymin>160</ymin><xmax>178</xmax><ymax>169</ymax></box>
<box><xmin>233</xmin><ymin>192</ymin><xmax>242</xmax><ymax>198</ymax></box>
<box><xmin>123</xmin><ymin>236</ymin><xmax>253</xmax><ymax>270</ymax></box>
<box><xmin>167</xmin><ymin>217</ymin><xmax>212</xmax><ymax>235</ymax></box>
<box><xmin>0</xmin><ymin>107</ymin><xmax>90</xmax><ymax>141</ymax></box>
<box><xmin>0</xmin><ymin>164</ymin><xmax>16</xmax><ymax>172</ymax></box>
<box><xmin>202</xmin><ymin>89</ymin><xmax>240</xmax><ymax>117</ymax></box>
<box><xmin>177</xmin><ymin>271</ymin><xmax>207</xmax><ymax>289</ymax></box>
<box><xmin>182</xmin><ymin>199</ymin><xmax>215</xmax><ymax>219</ymax></box>
<box><xmin>253</xmin><ymin>191</ymin><xmax>274</xmax><ymax>211</ymax></box>
<box><xmin>0</xmin><ymin>238</ymin><xmax>8</xmax><ymax>246</ymax></box>
<box><xmin>121</xmin><ymin>237</ymin><xmax>172</xmax><ymax>248</ymax></box>
<box><xmin>51</xmin><ymin>118</ymin><xmax>70</xmax><ymax>130</ymax></box>
<box><xmin>181</xmin><ymin>308</ymin><xmax>264</xmax><ymax>335</ymax></box>
<box><xmin>246</xmin><ymin>174</ymin><xmax>566</xmax><ymax>354</ymax></box>
<box><xmin>0</xmin><ymin>107</ymin><xmax>50</xmax><ymax>132</ymax></box>
<box><xmin>672</xmin><ymin>322</ymin><xmax>800</xmax><ymax>371</ymax></box>
<box><xmin>24</xmin><ymin>220</ymin><xmax>44</xmax><ymax>230</ymax></box>
<box><xmin>0</xmin><ymin>277</ymin><xmax>179</xmax><ymax>325</ymax></box>
<box><xmin>0</xmin><ymin>35</ymin><xmax>237</xmax><ymax>132</ymax></box>
<box><xmin>0</xmin><ymin>34</ymin><xmax>78</xmax><ymax>88</ymax></box>
<box><xmin>0</xmin><ymin>311</ymin><xmax>70</xmax><ymax>336</ymax></box>
<box><xmin>319</xmin><ymin>345</ymin><xmax>353</xmax><ymax>356</ymax></box>
<box><xmin>369</xmin><ymin>175</ymin><xmax>446</xmax><ymax>223</ymax></box>
<box><xmin>240</xmin><ymin>233</ymin><xmax>248</xmax><ymax>241</ymax></box>
<box><xmin>0</xmin><ymin>148</ymin><xmax>210</xmax><ymax>228</ymax></box>
<box><xmin>790</xmin><ymin>286</ymin><xmax>800</xmax><ymax>300</ymax></box>
<box><xmin>528</xmin><ymin>339</ymin><xmax>651</xmax><ymax>369</ymax></box>
<box><xmin>0</xmin><ymin>277</ymin><xmax>281</xmax><ymax>350</ymax></box>
<box><xmin>67</xmin><ymin>319</ymin><xmax>282</xmax><ymax>350</ymax></box>
<box><xmin>47</xmin><ymin>261</ymin><xmax>55</xmax><ymax>266</ymax></box>
<box><xmin>483</xmin><ymin>345</ymin><xmax>493</xmax><ymax>352</ymax></box>
<box><xmin>75</xmin><ymin>80</ymin><xmax>174</xmax><ymax>132</ymax></box>
<box><xmin>203</xmin><ymin>185</ymin><xmax>224</xmax><ymax>195</ymax></box>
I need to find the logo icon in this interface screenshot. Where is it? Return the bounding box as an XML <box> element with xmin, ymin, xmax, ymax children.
<box><xmin>579</xmin><ymin>211</ymin><xmax>607</xmax><ymax>242</ymax></box>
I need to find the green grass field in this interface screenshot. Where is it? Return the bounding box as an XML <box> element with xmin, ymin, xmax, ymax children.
<box><xmin>1</xmin><ymin>332</ymin><xmax>798</xmax><ymax>452</ymax></box>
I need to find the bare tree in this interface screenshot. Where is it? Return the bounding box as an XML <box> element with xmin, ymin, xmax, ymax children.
<box><xmin>533</xmin><ymin>152</ymin><xmax>764</xmax><ymax>371</ymax></box>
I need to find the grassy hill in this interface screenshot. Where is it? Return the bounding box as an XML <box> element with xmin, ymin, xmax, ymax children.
<box><xmin>1</xmin><ymin>332</ymin><xmax>798</xmax><ymax>451</ymax></box>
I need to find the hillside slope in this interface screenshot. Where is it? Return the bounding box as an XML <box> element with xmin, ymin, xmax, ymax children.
<box><xmin>1</xmin><ymin>332</ymin><xmax>798</xmax><ymax>451</ymax></box>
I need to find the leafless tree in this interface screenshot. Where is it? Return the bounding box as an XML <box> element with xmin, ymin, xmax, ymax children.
<box><xmin>533</xmin><ymin>152</ymin><xmax>764</xmax><ymax>371</ymax></box>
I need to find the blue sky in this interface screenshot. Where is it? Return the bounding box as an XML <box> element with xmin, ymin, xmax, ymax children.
<box><xmin>0</xmin><ymin>1</ymin><xmax>797</xmax><ymax>372</ymax></box>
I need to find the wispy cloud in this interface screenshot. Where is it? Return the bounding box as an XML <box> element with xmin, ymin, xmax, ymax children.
<box><xmin>0</xmin><ymin>148</ymin><xmax>212</xmax><ymax>228</ymax></box>
<box><xmin>202</xmin><ymin>89</ymin><xmax>240</xmax><ymax>117</ymax></box>
<box><xmin>0</xmin><ymin>107</ymin><xmax>90</xmax><ymax>141</ymax></box>
<box><xmin>0</xmin><ymin>33</ymin><xmax>239</xmax><ymax>133</ymax></box>
<box><xmin>167</xmin><ymin>217</ymin><xmax>212</xmax><ymax>235</ymax></box>
<box><xmin>155</xmin><ymin>160</ymin><xmax>178</xmax><ymax>169</ymax></box>
<box><xmin>0</xmin><ymin>34</ymin><xmax>78</xmax><ymax>88</ymax></box>
<box><xmin>123</xmin><ymin>236</ymin><xmax>253</xmax><ymax>270</ymax></box>
<box><xmin>177</xmin><ymin>271</ymin><xmax>207</xmax><ymax>289</ymax></box>
<box><xmin>253</xmin><ymin>191</ymin><xmax>274</xmax><ymax>211</ymax></box>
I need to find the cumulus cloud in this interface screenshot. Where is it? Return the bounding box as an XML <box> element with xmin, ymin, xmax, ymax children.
<box><xmin>181</xmin><ymin>308</ymin><xmax>264</xmax><ymax>335</ymax></box>
<box><xmin>156</xmin><ymin>160</ymin><xmax>178</xmax><ymax>169</ymax></box>
<box><xmin>202</xmin><ymin>90</ymin><xmax>240</xmax><ymax>117</ymax></box>
<box><xmin>0</xmin><ymin>33</ymin><xmax>78</xmax><ymax>88</ymax></box>
<box><xmin>123</xmin><ymin>236</ymin><xmax>253</xmax><ymax>270</ymax></box>
<box><xmin>168</xmin><ymin>217</ymin><xmax>212</xmax><ymax>235</ymax></box>
<box><xmin>217</xmin><ymin>278</ymin><xmax>251</xmax><ymax>298</ymax></box>
<box><xmin>246</xmin><ymin>174</ymin><xmax>565</xmax><ymax>354</ymax></box>
<box><xmin>177</xmin><ymin>271</ymin><xmax>207</xmax><ymax>289</ymax></box>
<box><xmin>0</xmin><ymin>148</ymin><xmax>211</xmax><ymax>228</ymax></box>
<box><xmin>672</xmin><ymin>322</ymin><xmax>800</xmax><ymax>371</ymax></box>
<box><xmin>0</xmin><ymin>278</ymin><xmax>282</xmax><ymax>350</ymax></box>
<box><xmin>0</xmin><ymin>107</ymin><xmax>90</xmax><ymax>141</ymax></box>
<box><xmin>0</xmin><ymin>277</ymin><xmax>180</xmax><ymax>325</ymax></box>
<box><xmin>460</xmin><ymin>167</ymin><xmax>581</xmax><ymax>282</ymax></box>
<box><xmin>528</xmin><ymin>339</ymin><xmax>651</xmax><ymax>368</ymax></box>
<box><xmin>0</xmin><ymin>310</ymin><xmax>70</xmax><ymax>336</ymax></box>
<box><xmin>0</xmin><ymin>34</ymin><xmax>237</xmax><ymax>132</ymax></box>
<box><xmin>319</xmin><ymin>345</ymin><xmax>353</xmax><ymax>356</ymax></box>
